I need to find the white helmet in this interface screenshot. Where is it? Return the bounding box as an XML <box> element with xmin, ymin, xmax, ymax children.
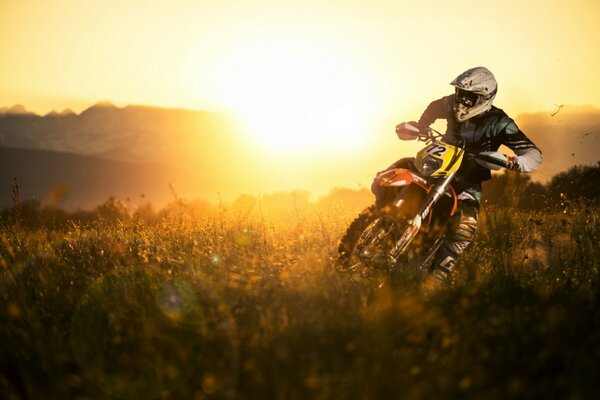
<box><xmin>450</xmin><ymin>67</ymin><xmax>497</xmax><ymax>122</ymax></box>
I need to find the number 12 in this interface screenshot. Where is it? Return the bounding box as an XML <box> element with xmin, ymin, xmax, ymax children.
<box><xmin>428</xmin><ymin>144</ymin><xmax>447</xmax><ymax>157</ymax></box>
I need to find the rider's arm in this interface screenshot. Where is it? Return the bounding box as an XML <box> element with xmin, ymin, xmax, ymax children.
<box><xmin>417</xmin><ymin>95</ymin><xmax>454</xmax><ymax>127</ymax></box>
<box><xmin>499</xmin><ymin>119</ymin><xmax>543</xmax><ymax>173</ymax></box>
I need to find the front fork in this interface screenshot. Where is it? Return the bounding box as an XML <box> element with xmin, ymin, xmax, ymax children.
<box><xmin>388</xmin><ymin>171</ymin><xmax>457</xmax><ymax>264</ymax></box>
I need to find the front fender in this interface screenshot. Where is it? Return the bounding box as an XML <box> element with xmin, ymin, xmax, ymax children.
<box><xmin>379</xmin><ymin>168</ymin><xmax>458</xmax><ymax>217</ymax></box>
<box><xmin>375</xmin><ymin>169</ymin><xmax>459</xmax><ymax>228</ymax></box>
<box><xmin>377</xmin><ymin>168</ymin><xmax>429</xmax><ymax>191</ymax></box>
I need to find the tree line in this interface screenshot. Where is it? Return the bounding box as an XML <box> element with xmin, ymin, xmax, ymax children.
<box><xmin>482</xmin><ymin>162</ymin><xmax>600</xmax><ymax>209</ymax></box>
<box><xmin>2</xmin><ymin>162</ymin><xmax>599</xmax><ymax>227</ymax></box>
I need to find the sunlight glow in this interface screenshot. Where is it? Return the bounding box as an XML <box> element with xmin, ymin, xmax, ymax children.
<box><xmin>212</xmin><ymin>39</ymin><xmax>373</xmax><ymax>153</ymax></box>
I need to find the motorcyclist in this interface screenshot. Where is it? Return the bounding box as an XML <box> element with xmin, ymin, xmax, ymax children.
<box><xmin>374</xmin><ymin>66</ymin><xmax>542</xmax><ymax>284</ymax></box>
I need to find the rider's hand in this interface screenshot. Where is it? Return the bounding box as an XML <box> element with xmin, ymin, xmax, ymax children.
<box><xmin>399</xmin><ymin>121</ymin><xmax>424</xmax><ymax>132</ymax></box>
<box><xmin>396</xmin><ymin>121</ymin><xmax>425</xmax><ymax>140</ymax></box>
<box><xmin>506</xmin><ymin>156</ymin><xmax>522</xmax><ymax>171</ymax></box>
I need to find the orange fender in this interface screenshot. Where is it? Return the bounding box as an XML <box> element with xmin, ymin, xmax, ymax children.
<box><xmin>377</xmin><ymin>168</ymin><xmax>459</xmax><ymax>218</ymax></box>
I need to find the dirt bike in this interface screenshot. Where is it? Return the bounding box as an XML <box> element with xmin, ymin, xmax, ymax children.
<box><xmin>337</xmin><ymin>122</ymin><xmax>510</xmax><ymax>276</ymax></box>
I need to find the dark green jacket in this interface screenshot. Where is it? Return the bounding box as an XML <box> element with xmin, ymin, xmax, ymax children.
<box><xmin>418</xmin><ymin>95</ymin><xmax>542</xmax><ymax>184</ymax></box>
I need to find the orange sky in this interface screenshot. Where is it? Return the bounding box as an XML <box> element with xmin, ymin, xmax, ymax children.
<box><xmin>2</xmin><ymin>0</ymin><xmax>599</xmax><ymax>114</ymax></box>
<box><xmin>1</xmin><ymin>0</ymin><xmax>599</xmax><ymax>197</ymax></box>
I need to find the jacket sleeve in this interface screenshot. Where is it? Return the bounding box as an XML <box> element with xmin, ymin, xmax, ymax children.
<box><xmin>417</xmin><ymin>96</ymin><xmax>453</xmax><ymax>127</ymax></box>
<box><xmin>498</xmin><ymin>119</ymin><xmax>542</xmax><ymax>173</ymax></box>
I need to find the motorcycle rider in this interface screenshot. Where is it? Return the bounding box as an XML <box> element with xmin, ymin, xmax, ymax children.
<box><xmin>374</xmin><ymin>66</ymin><xmax>542</xmax><ymax>284</ymax></box>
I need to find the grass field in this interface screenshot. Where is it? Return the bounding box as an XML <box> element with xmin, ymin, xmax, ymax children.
<box><xmin>1</xmin><ymin>199</ymin><xmax>599</xmax><ymax>399</ymax></box>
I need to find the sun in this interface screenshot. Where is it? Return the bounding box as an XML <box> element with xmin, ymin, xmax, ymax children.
<box><xmin>211</xmin><ymin>38</ymin><xmax>375</xmax><ymax>154</ymax></box>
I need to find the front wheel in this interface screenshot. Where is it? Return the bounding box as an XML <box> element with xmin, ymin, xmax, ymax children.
<box><xmin>337</xmin><ymin>205</ymin><xmax>404</xmax><ymax>274</ymax></box>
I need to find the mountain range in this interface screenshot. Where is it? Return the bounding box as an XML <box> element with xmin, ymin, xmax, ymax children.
<box><xmin>0</xmin><ymin>102</ymin><xmax>599</xmax><ymax>209</ymax></box>
<box><xmin>0</xmin><ymin>102</ymin><xmax>241</xmax><ymax>164</ymax></box>
<box><xmin>0</xmin><ymin>102</ymin><xmax>255</xmax><ymax>209</ymax></box>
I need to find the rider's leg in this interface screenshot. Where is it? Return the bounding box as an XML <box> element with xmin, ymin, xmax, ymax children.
<box><xmin>430</xmin><ymin>194</ymin><xmax>480</xmax><ymax>281</ymax></box>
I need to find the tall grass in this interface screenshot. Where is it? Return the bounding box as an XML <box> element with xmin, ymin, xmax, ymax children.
<box><xmin>0</xmin><ymin>203</ymin><xmax>599</xmax><ymax>399</ymax></box>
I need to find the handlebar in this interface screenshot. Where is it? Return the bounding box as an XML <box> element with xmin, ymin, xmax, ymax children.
<box><xmin>468</xmin><ymin>151</ymin><xmax>510</xmax><ymax>170</ymax></box>
<box><xmin>395</xmin><ymin>122</ymin><xmax>512</xmax><ymax>170</ymax></box>
<box><xmin>472</xmin><ymin>153</ymin><xmax>508</xmax><ymax>168</ymax></box>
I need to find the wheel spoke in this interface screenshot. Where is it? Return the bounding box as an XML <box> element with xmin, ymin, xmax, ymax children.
<box><xmin>349</xmin><ymin>217</ymin><xmax>396</xmax><ymax>272</ymax></box>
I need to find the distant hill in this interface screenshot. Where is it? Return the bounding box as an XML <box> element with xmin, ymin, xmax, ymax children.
<box><xmin>0</xmin><ymin>102</ymin><xmax>259</xmax><ymax>205</ymax></box>
<box><xmin>0</xmin><ymin>102</ymin><xmax>244</xmax><ymax>165</ymax></box>
<box><xmin>0</xmin><ymin>147</ymin><xmax>215</xmax><ymax>210</ymax></box>
<box><xmin>515</xmin><ymin>105</ymin><xmax>600</xmax><ymax>181</ymax></box>
<box><xmin>1</xmin><ymin>104</ymin><xmax>35</xmax><ymax>116</ymax></box>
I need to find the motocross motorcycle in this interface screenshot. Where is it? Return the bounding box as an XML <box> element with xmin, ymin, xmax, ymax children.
<box><xmin>337</xmin><ymin>122</ymin><xmax>510</xmax><ymax>275</ymax></box>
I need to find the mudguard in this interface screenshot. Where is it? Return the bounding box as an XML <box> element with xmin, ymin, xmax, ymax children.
<box><xmin>377</xmin><ymin>168</ymin><xmax>429</xmax><ymax>191</ymax></box>
<box><xmin>377</xmin><ymin>168</ymin><xmax>458</xmax><ymax>218</ymax></box>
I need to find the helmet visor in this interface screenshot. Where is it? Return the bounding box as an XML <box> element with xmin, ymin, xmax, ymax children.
<box><xmin>455</xmin><ymin>88</ymin><xmax>482</xmax><ymax>107</ymax></box>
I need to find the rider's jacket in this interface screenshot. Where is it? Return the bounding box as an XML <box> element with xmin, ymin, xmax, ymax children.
<box><xmin>417</xmin><ymin>95</ymin><xmax>542</xmax><ymax>184</ymax></box>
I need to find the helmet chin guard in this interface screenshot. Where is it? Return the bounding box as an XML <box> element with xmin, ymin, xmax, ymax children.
<box><xmin>450</xmin><ymin>67</ymin><xmax>497</xmax><ymax>122</ymax></box>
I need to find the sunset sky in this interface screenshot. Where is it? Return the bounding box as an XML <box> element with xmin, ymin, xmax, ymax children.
<box><xmin>1</xmin><ymin>0</ymin><xmax>600</xmax><ymax>197</ymax></box>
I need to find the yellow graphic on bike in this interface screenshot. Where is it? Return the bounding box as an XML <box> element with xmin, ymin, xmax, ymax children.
<box><xmin>415</xmin><ymin>141</ymin><xmax>464</xmax><ymax>177</ymax></box>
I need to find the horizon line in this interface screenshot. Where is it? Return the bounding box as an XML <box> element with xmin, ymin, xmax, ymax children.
<box><xmin>2</xmin><ymin>100</ymin><xmax>600</xmax><ymax>119</ymax></box>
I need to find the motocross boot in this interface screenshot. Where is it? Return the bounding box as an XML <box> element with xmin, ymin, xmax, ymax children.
<box><xmin>422</xmin><ymin>246</ymin><xmax>457</xmax><ymax>293</ymax></box>
<box><xmin>429</xmin><ymin>244</ymin><xmax>458</xmax><ymax>281</ymax></box>
<box><xmin>426</xmin><ymin>197</ymin><xmax>478</xmax><ymax>284</ymax></box>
